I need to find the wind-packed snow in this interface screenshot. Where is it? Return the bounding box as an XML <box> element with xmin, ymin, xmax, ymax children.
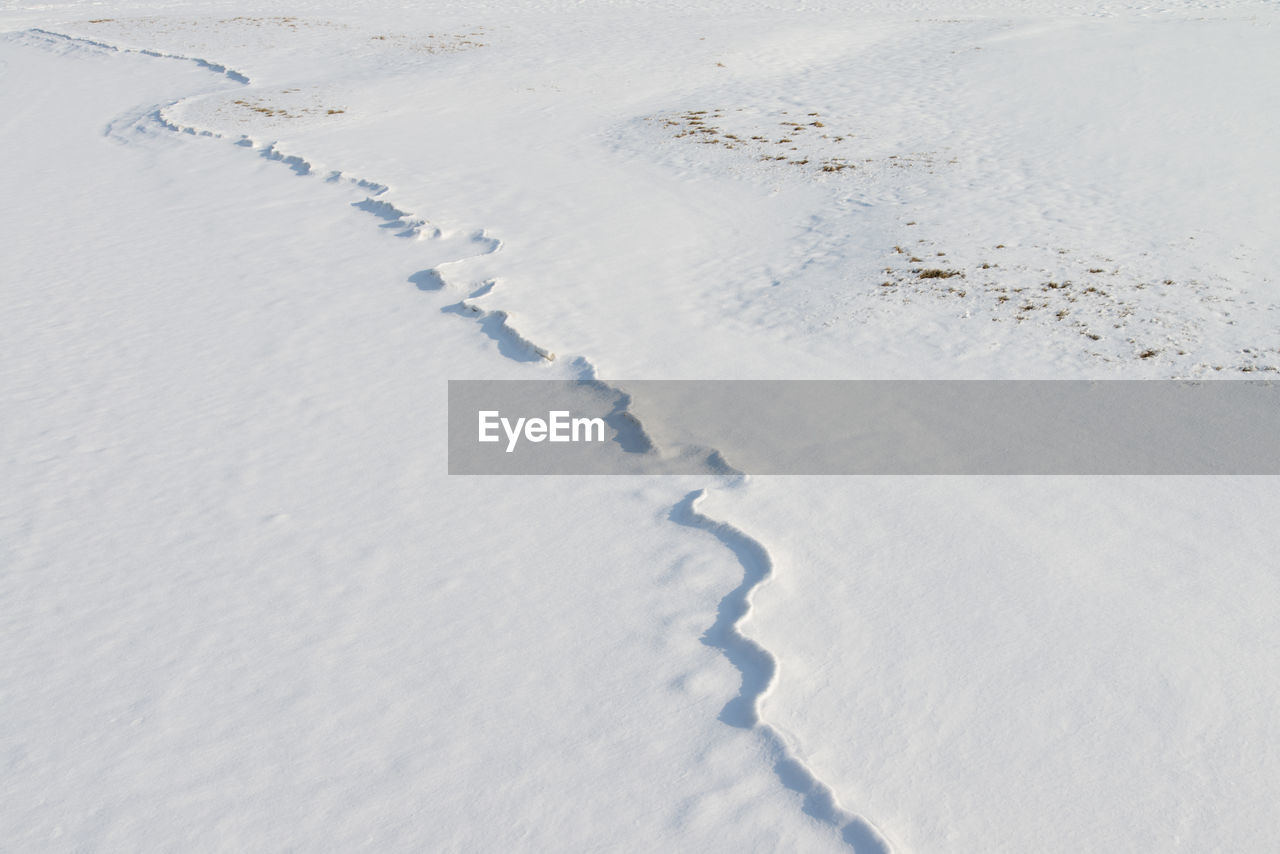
<box><xmin>3</xmin><ymin>1</ymin><xmax>1279</xmax><ymax>851</ymax></box>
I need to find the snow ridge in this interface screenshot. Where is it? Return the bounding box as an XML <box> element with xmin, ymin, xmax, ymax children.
<box><xmin>26</xmin><ymin>28</ymin><xmax>250</xmax><ymax>83</ymax></box>
<box><xmin>672</xmin><ymin>488</ymin><xmax>892</xmax><ymax>854</ymax></box>
<box><xmin>26</xmin><ymin>26</ymin><xmax>549</xmax><ymax>367</ymax></box>
<box><xmin>26</xmin><ymin>26</ymin><xmax>892</xmax><ymax>851</ymax></box>
<box><xmin>443</xmin><ymin>294</ymin><xmax>556</xmax><ymax>363</ymax></box>
<box><xmin>151</xmin><ymin>129</ymin><xmax>555</xmax><ymax>367</ymax></box>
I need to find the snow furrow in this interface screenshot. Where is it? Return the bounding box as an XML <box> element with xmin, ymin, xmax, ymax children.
<box><xmin>26</xmin><ymin>28</ymin><xmax>251</xmax><ymax>84</ymax></box>
<box><xmin>671</xmin><ymin>488</ymin><xmax>893</xmax><ymax>854</ymax></box>
<box><xmin>26</xmin><ymin>26</ymin><xmax>550</xmax><ymax>369</ymax></box>
<box><xmin>26</xmin><ymin>25</ymin><xmax>894</xmax><ymax>851</ymax></box>
<box><xmin>442</xmin><ymin>296</ymin><xmax>557</xmax><ymax>363</ymax></box>
<box><xmin>147</xmin><ymin>129</ymin><xmax>557</xmax><ymax>367</ymax></box>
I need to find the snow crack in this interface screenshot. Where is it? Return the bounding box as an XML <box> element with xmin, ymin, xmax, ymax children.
<box><xmin>672</xmin><ymin>488</ymin><xmax>892</xmax><ymax>854</ymax></box>
<box><xmin>23</xmin><ymin>26</ymin><xmax>894</xmax><ymax>851</ymax></box>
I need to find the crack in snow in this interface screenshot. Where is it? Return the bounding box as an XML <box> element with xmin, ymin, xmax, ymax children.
<box><xmin>21</xmin><ymin>26</ymin><xmax>895</xmax><ymax>852</ymax></box>
<box><xmin>672</xmin><ymin>488</ymin><xmax>892</xmax><ymax>854</ymax></box>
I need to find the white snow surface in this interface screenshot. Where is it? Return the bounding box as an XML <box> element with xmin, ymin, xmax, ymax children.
<box><xmin>3</xmin><ymin>1</ymin><xmax>1279</xmax><ymax>852</ymax></box>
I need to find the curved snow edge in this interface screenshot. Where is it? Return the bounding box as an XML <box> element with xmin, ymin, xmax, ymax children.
<box><xmin>21</xmin><ymin>25</ymin><xmax>894</xmax><ymax>852</ymax></box>
<box><xmin>672</xmin><ymin>488</ymin><xmax>893</xmax><ymax>854</ymax></box>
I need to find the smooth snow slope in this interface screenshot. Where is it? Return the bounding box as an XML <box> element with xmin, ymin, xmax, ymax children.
<box><xmin>705</xmin><ymin>477</ymin><xmax>1280</xmax><ymax>852</ymax></box>
<box><xmin>0</xmin><ymin>34</ymin><xmax>859</xmax><ymax>853</ymax></box>
<box><xmin>43</xmin><ymin>1</ymin><xmax>1278</xmax><ymax>379</ymax></box>
<box><xmin>3</xmin><ymin>1</ymin><xmax>1279</xmax><ymax>852</ymax></box>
